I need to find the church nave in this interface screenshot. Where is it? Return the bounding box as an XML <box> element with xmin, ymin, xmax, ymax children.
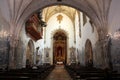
<box><xmin>0</xmin><ymin>0</ymin><xmax>120</xmax><ymax>80</ymax></box>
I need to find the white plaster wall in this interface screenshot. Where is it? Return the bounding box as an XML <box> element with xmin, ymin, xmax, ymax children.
<box><xmin>75</xmin><ymin>12</ymin><xmax>99</xmax><ymax>66</ymax></box>
<box><xmin>19</xmin><ymin>24</ymin><xmax>44</xmax><ymax>68</ymax></box>
<box><xmin>44</xmin><ymin>13</ymin><xmax>74</xmax><ymax>64</ymax></box>
<box><xmin>74</xmin><ymin>11</ymin><xmax>81</xmax><ymax>63</ymax></box>
<box><xmin>81</xmin><ymin>20</ymin><xmax>98</xmax><ymax>66</ymax></box>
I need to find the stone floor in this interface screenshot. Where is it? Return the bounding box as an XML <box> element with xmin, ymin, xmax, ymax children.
<box><xmin>45</xmin><ymin>65</ymin><xmax>72</xmax><ymax>80</ymax></box>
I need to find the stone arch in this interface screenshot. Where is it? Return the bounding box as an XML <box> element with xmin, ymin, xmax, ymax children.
<box><xmin>85</xmin><ymin>39</ymin><xmax>93</xmax><ymax>67</ymax></box>
<box><xmin>26</xmin><ymin>39</ymin><xmax>34</xmax><ymax>68</ymax></box>
<box><xmin>15</xmin><ymin>0</ymin><xmax>112</xmax><ymax>39</ymax></box>
<box><xmin>1</xmin><ymin>0</ymin><xmax>112</xmax><ymax>69</ymax></box>
<box><xmin>51</xmin><ymin>29</ymin><xmax>69</xmax><ymax>38</ymax></box>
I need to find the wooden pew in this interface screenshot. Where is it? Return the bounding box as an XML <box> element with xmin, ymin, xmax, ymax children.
<box><xmin>65</xmin><ymin>65</ymin><xmax>107</xmax><ymax>80</ymax></box>
<box><xmin>0</xmin><ymin>65</ymin><xmax>55</xmax><ymax>80</ymax></box>
<box><xmin>66</xmin><ymin>64</ymin><xmax>120</xmax><ymax>80</ymax></box>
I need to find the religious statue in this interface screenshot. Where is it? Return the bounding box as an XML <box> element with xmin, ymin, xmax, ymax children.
<box><xmin>57</xmin><ymin>46</ymin><xmax>62</xmax><ymax>57</ymax></box>
<box><xmin>46</xmin><ymin>51</ymin><xmax>49</xmax><ymax>57</ymax></box>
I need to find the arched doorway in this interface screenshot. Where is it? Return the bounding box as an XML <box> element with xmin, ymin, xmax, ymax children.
<box><xmin>53</xmin><ymin>31</ymin><xmax>67</xmax><ymax>64</ymax></box>
<box><xmin>26</xmin><ymin>40</ymin><xmax>34</xmax><ymax>68</ymax></box>
<box><xmin>85</xmin><ymin>39</ymin><xmax>93</xmax><ymax>67</ymax></box>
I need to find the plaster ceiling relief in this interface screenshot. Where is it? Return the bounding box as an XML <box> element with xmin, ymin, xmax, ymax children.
<box><xmin>57</xmin><ymin>14</ymin><xmax>63</xmax><ymax>23</ymax></box>
<box><xmin>42</xmin><ymin>5</ymin><xmax>77</xmax><ymax>23</ymax></box>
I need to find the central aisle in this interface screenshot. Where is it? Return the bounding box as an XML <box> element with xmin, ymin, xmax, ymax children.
<box><xmin>45</xmin><ymin>65</ymin><xmax>72</xmax><ymax>80</ymax></box>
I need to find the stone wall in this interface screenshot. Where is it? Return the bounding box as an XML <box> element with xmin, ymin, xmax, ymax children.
<box><xmin>0</xmin><ymin>39</ymin><xmax>8</xmax><ymax>69</ymax></box>
<box><xmin>0</xmin><ymin>9</ymin><xmax>10</xmax><ymax>69</ymax></box>
<box><xmin>111</xmin><ymin>30</ymin><xmax>120</xmax><ymax>72</ymax></box>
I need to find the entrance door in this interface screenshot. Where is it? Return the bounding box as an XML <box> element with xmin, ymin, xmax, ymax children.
<box><xmin>53</xmin><ymin>31</ymin><xmax>67</xmax><ymax>64</ymax></box>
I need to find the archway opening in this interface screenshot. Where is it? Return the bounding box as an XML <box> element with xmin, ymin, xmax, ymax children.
<box><xmin>85</xmin><ymin>39</ymin><xmax>93</xmax><ymax>67</ymax></box>
<box><xmin>53</xmin><ymin>31</ymin><xmax>67</xmax><ymax>65</ymax></box>
<box><xmin>24</xmin><ymin>4</ymin><xmax>97</xmax><ymax>66</ymax></box>
<box><xmin>26</xmin><ymin>40</ymin><xmax>34</xmax><ymax>68</ymax></box>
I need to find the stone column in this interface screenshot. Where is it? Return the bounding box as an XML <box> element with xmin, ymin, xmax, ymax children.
<box><xmin>95</xmin><ymin>40</ymin><xmax>106</xmax><ymax>69</ymax></box>
<box><xmin>95</xmin><ymin>35</ymin><xmax>111</xmax><ymax>69</ymax></box>
<box><xmin>8</xmin><ymin>35</ymin><xmax>19</xmax><ymax>69</ymax></box>
<box><xmin>34</xmin><ymin>47</ymin><xmax>39</xmax><ymax>65</ymax></box>
<box><xmin>101</xmin><ymin>39</ymin><xmax>109</xmax><ymax>69</ymax></box>
<box><xmin>33</xmin><ymin>51</ymin><xmax>36</xmax><ymax>65</ymax></box>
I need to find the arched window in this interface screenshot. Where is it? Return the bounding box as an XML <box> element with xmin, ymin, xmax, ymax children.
<box><xmin>85</xmin><ymin>39</ymin><xmax>93</xmax><ymax>67</ymax></box>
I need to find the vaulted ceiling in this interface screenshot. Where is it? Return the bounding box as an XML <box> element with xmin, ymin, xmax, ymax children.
<box><xmin>0</xmin><ymin>0</ymin><xmax>112</xmax><ymax>39</ymax></box>
<box><xmin>42</xmin><ymin>5</ymin><xmax>77</xmax><ymax>22</ymax></box>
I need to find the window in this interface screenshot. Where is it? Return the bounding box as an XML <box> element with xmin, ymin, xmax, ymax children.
<box><xmin>83</xmin><ymin>13</ymin><xmax>87</xmax><ymax>26</ymax></box>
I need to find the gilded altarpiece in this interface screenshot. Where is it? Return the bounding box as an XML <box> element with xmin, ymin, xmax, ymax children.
<box><xmin>53</xmin><ymin>32</ymin><xmax>67</xmax><ymax>64</ymax></box>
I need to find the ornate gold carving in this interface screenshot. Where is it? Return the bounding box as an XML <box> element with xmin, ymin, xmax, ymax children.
<box><xmin>57</xmin><ymin>14</ymin><xmax>63</xmax><ymax>23</ymax></box>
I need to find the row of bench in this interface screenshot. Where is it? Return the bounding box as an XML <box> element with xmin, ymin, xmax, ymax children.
<box><xmin>65</xmin><ymin>64</ymin><xmax>120</xmax><ymax>80</ymax></box>
<box><xmin>0</xmin><ymin>65</ymin><xmax>55</xmax><ymax>80</ymax></box>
